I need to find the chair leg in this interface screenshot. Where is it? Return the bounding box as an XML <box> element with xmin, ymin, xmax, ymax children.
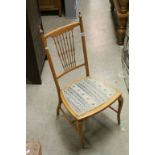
<box><xmin>117</xmin><ymin>95</ymin><xmax>123</xmax><ymax>125</ymax></box>
<box><xmin>76</xmin><ymin>120</ymin><xmax>84</xmax><ymax>148</ymax></box>
<box><xmin>56</xmin><ymin>98</ymin><xmax>62</xmax><ymax>116</ymax></box>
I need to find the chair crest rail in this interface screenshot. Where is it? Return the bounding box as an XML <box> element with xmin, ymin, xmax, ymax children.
<box><xmin>44</xmin><ymin>22</ymin><xmax>80</xmax><ymax>38</ymax></box>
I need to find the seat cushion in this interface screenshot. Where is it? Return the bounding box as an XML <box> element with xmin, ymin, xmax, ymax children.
<box><xmin>61</xmin><ymin>77</ymin><xmax>120</xmax><ymax>116</ymax></box>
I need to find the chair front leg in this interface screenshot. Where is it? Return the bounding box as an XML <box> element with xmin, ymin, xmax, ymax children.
<box><xmin>117</xmin><ymin>95</ymin><xmax>123</xmax><ymax>125</ymax></box>
<box><xmin>76</xmin><ymin>120</ymin><xmax>84</xmax><ymax>148</ymax></box>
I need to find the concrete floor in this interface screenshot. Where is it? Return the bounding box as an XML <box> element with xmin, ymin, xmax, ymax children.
<box><xmin>26</xmin><ymin>0</ymin><xmax>129</xmax><ymax>154</ymax></box>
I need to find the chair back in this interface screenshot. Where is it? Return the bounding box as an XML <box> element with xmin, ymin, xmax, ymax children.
<box><xmin>40</xmin><ymin>14</ymin><xmax>90</xmax><ymax>95</ymax></box>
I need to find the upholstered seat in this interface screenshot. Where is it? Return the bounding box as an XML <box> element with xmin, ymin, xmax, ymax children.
<box><xmin>61</xmin><ymin>77</ymin><xmax>121</xmax><ymax>119</ymax></box>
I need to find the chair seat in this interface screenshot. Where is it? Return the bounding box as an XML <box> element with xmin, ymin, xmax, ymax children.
<box><xmin>61</xmin><ymin>77</ymin><xmax>121</xmax><ymax>119</ymax></box>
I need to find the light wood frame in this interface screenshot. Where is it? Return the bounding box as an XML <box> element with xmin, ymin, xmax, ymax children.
<box><xmin>40</xmin><ymin>13</ymin><xmax>123</xmax><ymax>148</ymax></box>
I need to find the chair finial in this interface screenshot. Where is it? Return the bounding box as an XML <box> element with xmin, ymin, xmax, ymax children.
<box><xmin>79</xmin><ymin>12</ymin><xmax>82</xmax><ymax>22</ymax></box>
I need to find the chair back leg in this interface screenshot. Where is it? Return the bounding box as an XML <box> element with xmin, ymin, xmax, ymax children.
<box><xmin>57</xmin><ymin>97</ymin><xmax>62</xmax><ymax>116</ymax></box>
<box><xmin>117</xmin><ymin>96</ymin><xmax>123</xmax><ymax>125</ymax></box>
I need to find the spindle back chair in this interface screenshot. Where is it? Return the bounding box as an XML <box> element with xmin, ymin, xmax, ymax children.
<box><xmin>40</xmin><ymin>13</ymin><xmax>123</xmax><ymax>148</ymax></box>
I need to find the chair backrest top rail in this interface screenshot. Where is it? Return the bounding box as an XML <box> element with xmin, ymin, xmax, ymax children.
<box><xmin>44</xmin><ymin>22</ymin><xmax>80</xmax><ymax>38</ymax></box>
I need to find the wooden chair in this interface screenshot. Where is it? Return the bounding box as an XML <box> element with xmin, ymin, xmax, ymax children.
<box><xmin>40</xmin><ymin>13</ymin><xmax>123</xmax><ymax>148</ymax></box>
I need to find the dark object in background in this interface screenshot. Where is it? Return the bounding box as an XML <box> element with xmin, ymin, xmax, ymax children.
<box><xmin>38</xmin><ymin>0</ymin><xmax>62</xmax><ymax>16</ymax></box>
<box><xmin>64</xmin><ymin>0</ymin><xmax>80</xmax><ymax>18</ymax></box>
<box><xmin>109</xmin><ymin>0</ymin><xmax>129</xmax><ymax>45</ymax></box>
<box><xmin>26</xmin><ymin>0</ymin><xmax>46</xmax><ymax>84</ymax></box>
<box><xmin>122</xmin><ymin>21</ymin><xmax>129</xmax><ymax>91</ymax></box>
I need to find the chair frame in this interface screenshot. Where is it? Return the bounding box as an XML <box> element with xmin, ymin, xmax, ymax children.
<box><xmin>40</xmin><ymin>13</ymin><xmax>123</xmax><ymax>148</ymax></box>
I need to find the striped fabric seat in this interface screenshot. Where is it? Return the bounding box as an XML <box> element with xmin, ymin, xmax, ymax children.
<box><xmin>62</xmin><ymin>77</ymin><xmax>117</xmax><ymax>115</ymax></box>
